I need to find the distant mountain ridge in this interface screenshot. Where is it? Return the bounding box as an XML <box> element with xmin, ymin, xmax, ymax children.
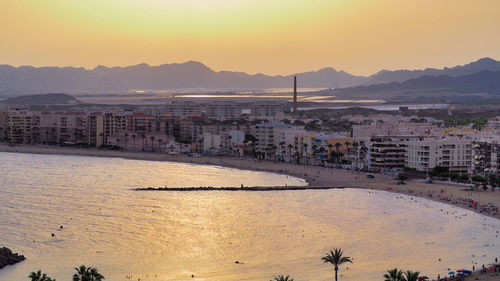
<box><xmin>0</xmin><ymin>57</ymin><xmax>499</xmax><ymax>97</ymax></box>
<box><xmin>330</xmin><ymin>70</ymin><xmax>500</xmax><ymax>96</ymax></box>
<box><xmin>0</xmin><ymin>61</ymin><xmax>366</xmax><ymax>97</ymax></box>
<box><xmin>366</xmin><ymin>57</ymin><xmax>500</xmax><ymax>85</ymax></box>
<box><xmin>0</xmin><ymin>93</ymin><xmax>81</xmax><ymax>105</ymax></box>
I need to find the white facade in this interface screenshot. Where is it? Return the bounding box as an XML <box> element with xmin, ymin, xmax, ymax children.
<box><xmin>405</xmin><ymin>138</ymin><xmax>472</xmax><ymax>172</ymax></box>
<box><xmin>202</xmin><ymin>133</ymin><xmax>221</xmax><ymax>152</ymax></box>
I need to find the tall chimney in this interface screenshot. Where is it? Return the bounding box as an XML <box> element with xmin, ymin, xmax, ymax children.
<box><xmin>293</xmin><ymin>76</ymin><xmax>297</xmax><ymax>113</ymax></box>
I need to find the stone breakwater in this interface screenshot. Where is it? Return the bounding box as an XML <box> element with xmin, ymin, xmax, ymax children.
<box><xmin>0</xmin><ymin>247</ymin><xmax>25</xmax><ymax>270</ymax></box>
<box><xmin>135</xmin><ymin>186</ymin><xmax>344</xmax><ymax>191</ymax></box>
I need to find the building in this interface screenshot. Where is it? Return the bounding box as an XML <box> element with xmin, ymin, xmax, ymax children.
<box><xmin>472</xmin><ymin>141</ymin><xmax>500</xmax><ymax>176</ymax></box>
<box><xmin>370</xmin><ymin>136</ymin><xmax>424</xmax><ymax>171</ymax></box>
<box><xmin>254</xmin><ymin>123</ymin><xmax>293</xmax><ymax>158</ymax></box>
<box><xmin>405</xmin><ymin>138</ymin><xmax>472</xmax><ymax>173</ymax></box>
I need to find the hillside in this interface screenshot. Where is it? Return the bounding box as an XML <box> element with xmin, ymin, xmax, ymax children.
<box><xmin>1</xmin><ymin>93</ymin><xmax>81</xmax><ymax>105</ymax></box>
<box><xmin>328</xmin><ymin>70</ymin><xmax>500</xmax><ymax>98</ymax></box>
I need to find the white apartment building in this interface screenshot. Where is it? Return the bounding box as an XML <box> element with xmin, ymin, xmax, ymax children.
<box><xmin>254</xmin><ymin>123</ymin><xmax>304</xmax><ymax>158</ymax></box>
<box><xmin>405</xmin><ymin>138</ymin><xmax>472</xmax><ymax>173</ymax></box>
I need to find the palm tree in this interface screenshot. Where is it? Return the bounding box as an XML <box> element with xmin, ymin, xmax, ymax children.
<box><xmin>360</xmin><ymin>145</ymin><xmax>368</xmax><ymax>170</ymax></box>
<box><xmin>150</xmin><ymin>136</ymin><xmax>155</xmax><ymax>152</ymax></box>
<box><xmin>279</xmin><ymin>141</ymin><xmax>286</xmax><ymax>161</ymax></box>
<box><xmin>157</xmin><ymin>138</ymin><xmax>163</xmax><ymax>152</ymax></box>
<box><xmin>141</xmin><ymin>134</ymin><xmax>146</xmax><ymax>151</ymax></box>
<box><xmin>124</xmin><ymin>133</ymin><xmax>129</xmax><ymax>150</ymax></box>
<box><xmin>334</xmin><ymin>142</ymin><xmax>342</xmax><ymax>164</ymax></box>
<box><xmin>294</xmin><ymin>151</ymin><xmax>301</xmax><ymax>165</ymax></box>
<box><xmin>344</xmin><ymin>141</ymin><xmax>351</xmax><ymax>152</ymax></box>
<box><xmin>29</xmin><ymin>270</ymin><xmax>56</xmax><ymax>281</ymax></box>
<box><xmin>73</xmin><ymin>265</ymin><xmax>105</xmax><ymax>281</ymax></box>
<box><xmin>352</xmin><ymin>141</ymin><xmax>359</xmax><ymax>169</ymax></box>
<box><xmin>288</xmin><ymin>144</ymin><xmax>294</xmax><ymax>163</ymax></box>
<box><xmin>312</xmin><ymin>144</ymin><xmax>318</xmax><ymax>165</ymax></box>
<box><xmin>270</xmin><ymin>275</ymin><xmax>294</xmax><ymax>281</ymax></box>
<box><xmin>328</xmin><ymin>143</ymin><xmax>334</xmax><ymax>163</ymax></box>
<box><xmin>243</xmin><ymin>139</ymin><xmax>249</xmax><ymax>156</ymax></box>
<box><xmin>303</xmin><ymin>143</ymin><xmax>309</xmax><ymax>165</ymax></box>
<box><xmin>131</xmin><ymin>134</ymin><xmax>136</xmax><ymax>150</ymax></box>
<box><xmin>319</xmin><ymin>146</ymin><xmax>326</xmax><ymax>163</ymax></box>
<box><xmin>322</xmin><ymin>248</ymin><xmax>352</xmax><ymax>281</ymax></box>
<box><xmin>403</xmin><ymin>270</ymin><xmax>420</xmax><ymax>281</ymax></box>
<box><xmin>384</xmin><ymin>268</ymin><xmax>403</xmax><ymax>281</ymax></box>
<box><xmin>198</xmin><ymin>138</ymin><xmax>203</xmax><ymax>154</ymax></box>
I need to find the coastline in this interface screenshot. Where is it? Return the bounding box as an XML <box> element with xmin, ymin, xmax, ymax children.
<box><xmin>1</xmin><ymin>144</ymin><xmax>499</xmax><ymax>280</ymax></box>
<box><xmin>1</xmin><ymin>144</ymin><xmax>499</xmax><ymax>220</ymax></box>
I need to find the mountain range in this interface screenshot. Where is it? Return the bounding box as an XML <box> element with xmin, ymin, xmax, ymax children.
<box><xmin>329</xmin><ymin>70</ymin><xmax>500</xmax><ymax>96</ymax></box>
<box><xmin>0</xmin><ymin>57</ymin><xmax>499</xmax><ymax>97</ymax></box>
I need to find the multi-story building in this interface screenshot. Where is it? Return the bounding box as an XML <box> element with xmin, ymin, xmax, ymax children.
<box><xmin>472</xmin><ymin>141</ymin><xmax>500</xmax><ymax>176</ymax></box>
<box><xmin>205</xmin><ymin>101</ymin><xmax>241</xmax><ymax>120</ymax></box>
<box><xmin>370</xmin><ymin>136</ymin><xmax>424</xmax><ymax>171</ymax></box>
<box><xmin>405</xmin><ymin>138</ymin><xmax>472</xmax><ymax>173</ymax></box>
<box><xmin>254</xmin><ymin>123</ymin><xmax>292</xmax><ymax>157</ymax></box>
<box><xmin>6</xmin><ymin>110</ymin><xmax>33</xmax><ymax>144</ymax></box>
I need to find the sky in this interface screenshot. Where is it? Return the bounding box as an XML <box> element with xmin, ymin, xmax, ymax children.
<box><xmin>1</xmin><ymin>0</ymin><xmax>499</xmax><ymax>76</ymax></box>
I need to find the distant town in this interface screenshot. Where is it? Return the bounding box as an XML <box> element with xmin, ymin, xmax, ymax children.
<box><xmin>2</xmin><ymin>89</ymin><xmax>500</xmax><ymax>186</ymax></box>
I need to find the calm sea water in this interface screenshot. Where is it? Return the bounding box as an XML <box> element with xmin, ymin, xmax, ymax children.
<box><xmin>0</xmin><ymin>152</ymin><xmax>499</xmax><ymax>281</ymax></box>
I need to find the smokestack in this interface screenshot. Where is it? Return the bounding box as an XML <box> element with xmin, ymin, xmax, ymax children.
<box><xmin>293</xmin><ymin>76</ymin><xmax>297</xmax><ymax>113</ymax></box>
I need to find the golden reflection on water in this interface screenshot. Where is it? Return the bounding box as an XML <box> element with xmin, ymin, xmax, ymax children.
<box><xmin>0</xmin><ymin>152</ymin><xmax>499</xmax><ymax>281</ymax></box>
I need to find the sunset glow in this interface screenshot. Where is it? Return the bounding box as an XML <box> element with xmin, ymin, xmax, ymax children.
<box><xmin>1</xmin><ymin>0</ymin><xmax>499</xmax><ymax>75</ymax></box>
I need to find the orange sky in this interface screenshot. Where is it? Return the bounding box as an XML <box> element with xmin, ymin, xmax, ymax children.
<box><xmin>0</xmin><ymin>0</ymin><xmax>499</xmax><ymax>76</ymax></box>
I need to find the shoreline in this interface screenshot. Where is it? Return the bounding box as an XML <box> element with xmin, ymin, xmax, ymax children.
<box><xmin>1</xmin><ymin>144</ymin><xmax>499</xmax><ymax>221</ymax></box>
<box><xmin>1</xmin><ymin>144</ymin><xmax>499</xmax><ymax>280</ymax></box>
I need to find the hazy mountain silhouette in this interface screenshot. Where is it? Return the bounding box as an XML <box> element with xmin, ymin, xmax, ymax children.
<box><xmin>0</xmin><ymin>57</ymin><xmax>499</xmax><ymax>97</ymax></box>
<box><xmin>367</xmin><ymin>57</ymin><xmax>500</xmax><ymax>85</ymax></box>
<box><xmin>1</xmin><ymin>93</ymin><xmax>81</xmax><ymax>105</ymax></box>
<box><xmin>330</xmin><ymin>70</ymin><xmax>500</xmax><ymax>96</ymax></box>
<box><xmin>0</xmin><ymin>61</ymin><xmax>366</xmax><ymax>97</ymax></box>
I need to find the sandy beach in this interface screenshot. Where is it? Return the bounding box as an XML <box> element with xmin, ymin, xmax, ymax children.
<box><xmin>1</xmin><ymin>144</ymin><xmax>499</xmax><ymax>219</ymax></box>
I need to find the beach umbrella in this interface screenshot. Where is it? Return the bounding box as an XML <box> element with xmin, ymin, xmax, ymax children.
<box><xmin>462</xmin><ymin>270</ymin><xmax>472</xmax><ymax>274</ymax></box>
<box><xmin>456</xmin><ymin>270</ymin><xmax>463</xmax><ymax>272</ymax></box>
<box><xmin>448</xmin><ymin>272</ymin><xmax>455</xmax><ymax>275</ymax></box>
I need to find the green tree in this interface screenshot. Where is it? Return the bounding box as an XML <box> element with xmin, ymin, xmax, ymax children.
<box><xmin>124</xmin><ymin>133</ymin><xmax>129</xmax><ymax>150</ymax></box>
<box><xmin>157</xmin><ymin>138</ymin><xmax>163</xmax><ymax>152</ymax></box>
<box><xmin>150</xmin><ymin>136</ymin><xmax>155</xmax><ymax>152</ymax></box>
<box><xmin>29</xmin><ymin>270</ymin><xmax>56</xmax><ymax>281</ymax></box>
<box><xmin>270</xmin><ymin>275</ymin><xmax>294</xmax><ymax>281</ymax></box>
<box><xmin>384</xmin><ymin>268</ymin><xmax>403</xmax><ymax>281</ymax></box>
<box><xmin>322</xmin><ymin>248</ymin><xmax>353</xmax><ymax>281</ymax></box>
<box><xmin>73</xmin><ymin>265</ymin><xmax>105</xmax><ymax>281</ymax></box>
<box><xmin>141</xmin><ymin>134</ymin><xmax>146</xmax><ymax>151</ymax></box>
<box><xmin>327</xmin><ymin>143</ymin><xmax>334</xmax><ymax>162</ymax></box>
<box><xmin>288</xmin><ymin>144</ymin><xmax>294</xmax><ymax>163</ymax></box>
<box><xmin>403</xmin><ymin>270</ymin><xmax>420</xmax><ymax>281</ymax></box>
<box><xmin>334</xmin><ymin>142</ymin><xmax>342</xmax><ymax>164</ymax></box>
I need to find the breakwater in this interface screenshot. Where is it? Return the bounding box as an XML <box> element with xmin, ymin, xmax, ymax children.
<box><xmin>134</xmin><ymin>185</ymin><xmax>345</xmax><ymax>191</ymax></box>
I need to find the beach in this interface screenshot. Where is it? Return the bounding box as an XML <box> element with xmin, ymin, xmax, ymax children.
<box><xmin>1</xmin><ymin>144</ymin><xmax>499</xmax><ymax>281</ymax></box>
<box><xmin>1</xmin><ymin>144</ymin><xmax>499</xmax><ymax>220</ymax></box>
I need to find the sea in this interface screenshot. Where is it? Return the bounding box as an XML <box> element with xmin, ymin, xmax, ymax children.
<box><xmin>0</xmin><ymin>152</ymin><xmax>499</xmax><ymax>281</ymax></box>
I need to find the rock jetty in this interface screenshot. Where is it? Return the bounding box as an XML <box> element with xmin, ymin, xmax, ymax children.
<box><xmin>0</xmin><ymin>247</ymin><xmax>25</xmax><ymax>270</ymax></box>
